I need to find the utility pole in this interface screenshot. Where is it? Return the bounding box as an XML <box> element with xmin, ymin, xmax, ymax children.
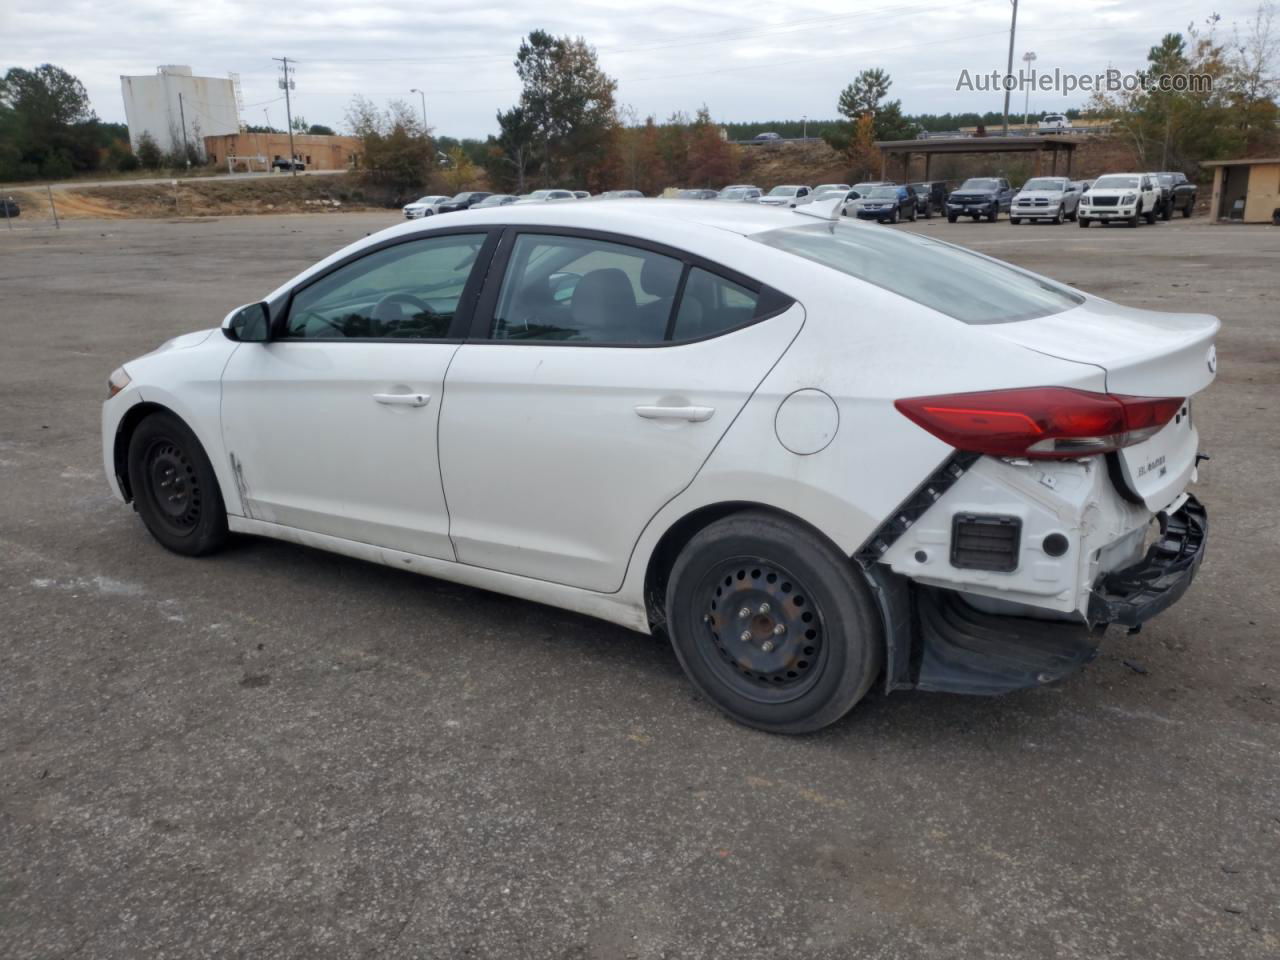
<box><xmin>1002</xmin><ymin>0</ymin><xmax>1019</xmax><ymax>136</ymax></box>
<box><xmin>410</xmin><ymin>88</ymin><xmax>427</xmax><ymax>132</ymax></box>
<box><xmin>274</xmin><ymin>56</ymin><xmax>298</xmax><ymax>176</ymax></box>
<box><xmin>1022</xmin><ymin>51</ymin><xmax>1037</xmax><ymax>128</ymax></box>
<box><xmin>178</xmin><ymin>92</ymin><xmax>190</xmax><ymax>164</ymax></box>
<box><xmin>802</xmin><ymin>114</ymin><xmax>808</xmax><ymax>138</ymax></box>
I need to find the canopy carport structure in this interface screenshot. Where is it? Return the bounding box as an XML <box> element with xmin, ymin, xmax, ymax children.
<box><xmin>873</xmin><ymin>136</ymin><xmax>1078</xmax><ymax>182</ymax></box>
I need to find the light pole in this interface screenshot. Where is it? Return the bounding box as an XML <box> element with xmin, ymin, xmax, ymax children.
<box><xmin>802</xmin><ymin>114</ymin><xmax>808</xmax><ymax>139</ymax></box>
<box><xmin>1021</xmin><ymin>51</ymin><xmax>1037</xmax><ymax>129</ymax></box>
<box><xmin>410</xmin><ymin>88</ymin><xmax>427</xmax><ymax>133</ymax></box>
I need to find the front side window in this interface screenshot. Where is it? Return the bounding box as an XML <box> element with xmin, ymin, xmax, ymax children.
<box><xmin>754</xmin><ymin>221</ymin><xmax>1082</xmax><ymax>325</ymax></box>
<box><xmin>285</xmin><ymin>233</ymin><xmax>485</xmax><ymax>339</ymax></box>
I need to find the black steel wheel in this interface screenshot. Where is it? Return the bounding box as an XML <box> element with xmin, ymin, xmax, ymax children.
<box><xmin>666</xmin><ymin>511</ymin><xmax>883</xmax><ymax>733</ymax></box>
<box><xmin>127</xmin><ymin>411</ymin><xmax>228</xmax><ymax>556</ymax></box>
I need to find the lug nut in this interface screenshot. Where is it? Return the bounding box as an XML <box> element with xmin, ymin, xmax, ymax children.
<box><xmin>761</xmin><ymin>640</ymin><xmax>775</xmax><ymax>653</ymax></box>
<box><xmin>759</xmin><ymin>602</ymin><xmax>771</xmax><ymax>614</ymax></box>
<box><xmin>739</xmin><ymin>630</ymin><xmax>752</xmax><ymax>642</ymax></box>
<box><xmin>772</xmin><ymin>624</ymin><xmax>785</xmax><ymax>636</ymax></box>
<box><xmin>737</xmin><ymin>607</ymin><xmax>751</xmax><ymax>618</ymax></box>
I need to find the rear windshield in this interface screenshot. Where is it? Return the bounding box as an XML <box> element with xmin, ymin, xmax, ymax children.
<box><xmin>753</xmin><ymin>221</ymin><xmax>1083</xmax><ymax>325</ymax></box>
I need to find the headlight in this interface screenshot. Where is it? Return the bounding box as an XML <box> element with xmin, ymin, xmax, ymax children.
<box><xmin>108</xmin><ymin>366</ymin><xmax>131</xmax><ymax>398</ymax></box>
<box><xmin>1123</xmin><ymin>193</ymin><xmax>1136</xmax><ymax>203</ymax></box>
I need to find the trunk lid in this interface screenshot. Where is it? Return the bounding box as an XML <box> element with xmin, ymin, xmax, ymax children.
<box><xmin>989</xmin><ymin>297</ymin><xmax>1219</xmax><ymax>511</ymax></box>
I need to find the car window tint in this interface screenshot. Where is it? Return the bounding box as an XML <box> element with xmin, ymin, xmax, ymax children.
<box><xmin>492</xmin><ymin>234</ymin><xmax>682</xmax><ymax>343</ymax></box>
<box><xmin>671</xmin><ymin>268</ymin><xmax>761</xmax><ymax>341</ymax></box>
<box><xmin>286</xmin><ymin>234</ymin><xmax>484</xmax><ymax>339</ymax></box>
<box><xmin>755</xmin><ymin>221</ymin><xmax>1082</xmax><ymax>325</ymax></box>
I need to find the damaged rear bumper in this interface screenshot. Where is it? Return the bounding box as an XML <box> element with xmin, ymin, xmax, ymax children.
<box><xmin>1087</xmin><ymin>495</ymin><xmax>1207</xmax><ymax>629</ymax></box>
<box><xmin>867</xmin><ymin>495</ymin><xmax>1208</xmax><ymax>696</ymax></box>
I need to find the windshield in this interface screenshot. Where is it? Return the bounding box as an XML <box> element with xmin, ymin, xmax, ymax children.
<box><xmin>527</xmin><ymin>190</ymin><xmax>553</xmax><ymax>199</ymax></box>
<box><xmin>754</xmin><ymin>221</ymin><xmax>1083</xmax><ymax>325</ymax></box>
<box><xmin>1022</xmin><ymin>178</ymin><xmax>1066</xmax><ymax>192</ymax></box>
<box><xmin>959</xmin><ymin>179</ymin><xmax>999</xmax><ymax>191</ymax></box>
<box><xmin>719</xmin><ymin>188</ymin><xmax>752</xmax><ymax>199</ymax></box>
<box><xmin>1093</xmin><ymin>176</ymin><xmax>1141</xmax><ymax>189</ymax></box>
<box><xmin>866</xmin><ymin>187</ymin><xmax>899</xmax><ymax>199</ymax></box>
<box><xmin>1157</xmin><ymin>174</ymin><xmax>1174</xmax><ymax>185</ymax></box>
<box><xmin>768</xmin><ymin>186</ymin><xmax>799</xmax><ymax>196</ymax></box>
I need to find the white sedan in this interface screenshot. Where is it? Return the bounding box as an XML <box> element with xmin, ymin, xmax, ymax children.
<box><xmin>103</xmin><ymin>198</ymin><xmax>1216</xmax><ymax>733</ymax></box>
<box><xmin>401</xmin><ymin>195</ymin><xmax>450</xmax><ymax>219</ymax></box>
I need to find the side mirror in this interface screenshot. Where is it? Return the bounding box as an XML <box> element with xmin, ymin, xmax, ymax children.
<box><xmin>223</xmin><ymin>302</ymin><xmax>271</xmax><ymax>342</ymax></box>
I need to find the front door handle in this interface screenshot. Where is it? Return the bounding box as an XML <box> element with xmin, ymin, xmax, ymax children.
<box><xmin>373</xmin><ymin>393</ymin><xmax>430</xmax><ymax>407</ymax></box>
<box><xmin>634</xmin><ymin>404</ymin><xmax>715</xmax><ymax>422</ymax></box>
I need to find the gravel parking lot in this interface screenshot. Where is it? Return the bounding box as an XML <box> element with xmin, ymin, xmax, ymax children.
<box><xmin>2</xmin><ymin>211</ymin><xmax>1277</xmax><ymax>959</ymax></box>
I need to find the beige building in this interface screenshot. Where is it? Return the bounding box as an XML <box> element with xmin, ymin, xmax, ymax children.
<box><xmin>1201</xmin><ymin>157</ymin><xmax>1280</xmax><ymax>223</ymax></box>
<box><xmin>203</xmin><ymin>132</ymin><xmax>361</xmax><ymax>171</ymax></box>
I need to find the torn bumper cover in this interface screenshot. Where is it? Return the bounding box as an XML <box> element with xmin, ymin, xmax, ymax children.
<box><xmin>870</xmin><ymin>495</ymin><xmax>1208</xmax><ymax>697</ymax></box>
<box><xmin>1087</xmin><ymin>494</ymin><xmax>1208</xmax><ymax>629</ymax></box>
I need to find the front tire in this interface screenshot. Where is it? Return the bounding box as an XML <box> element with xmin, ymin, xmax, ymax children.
<box><xmin>666</xmin><ymin>512</ymin><xmax>883</xmax><ymax>734</ymax></box>
<box><xmin>1052</xmin><ymin>205</ymin><xmax>1064</xmax><ymax>225</ymax></box>
<box><xmin>947</xmin><ymin>214</ymin><xmax>958</xmax><ymax>223</ymax></box>
<box><xmin>126</xmin><ymin>411</ymin><xmax>228</xmax><ymax>556</ymax></box>
<box><xmin>1079</xmin><ymin>217</ymin><xmax>1089</xmax><ymax>227</ymax></box>
<box><xmin>1010</xmin><ymin>216</ymin><xmax>1021</xmax><ymax>225</ymax></box>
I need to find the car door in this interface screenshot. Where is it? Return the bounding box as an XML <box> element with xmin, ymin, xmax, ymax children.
<box><xmin>220</xmin><ymin>228</ymin><xmax>498</xmax><ymax>559</ymax></box>
<box><xmin>437</xmin><ymin>228</ymin><xmax>803</xmax><ymax>593</ymax></box>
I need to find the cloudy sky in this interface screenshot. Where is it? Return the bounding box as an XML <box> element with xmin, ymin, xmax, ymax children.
<box><xmin>4</xmin><ymin>0</ymin><xmax>1267</xmax><ymax>138</ymax></box>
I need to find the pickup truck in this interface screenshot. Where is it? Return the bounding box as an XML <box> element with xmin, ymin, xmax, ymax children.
<box><xmin>1038</xmin><ymin>114</ymin><xmax>1072</xmax><ymax>133</ymax></box>
<box><xmin>1078</xmin><ymin>173</ymin><xmax>1162</xmax><ymax>227</ymax></box>
<box><xmin>945</xmin><ymin>177</ymin><xmax>1015</xmax><ymax>222</ymax></box>
<box><xmin>1154</xmin><ymin>172</ymin><xmax>1198</xmax><ymax>218</ymax></box>
<box><xmin>1009</xmin><ymin>176</ymin><xmax>1082</xmax><ymax>224</ymax></box>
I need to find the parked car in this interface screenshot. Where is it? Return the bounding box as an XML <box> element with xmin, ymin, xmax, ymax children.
<box><xmin>403</xmin><ymin>195</ymin><xmax>451</xmax><ymax>219</ymax></box>
<box><xmin>104</xmin><ymin>200</ymin><xmax>1218</xmax><ymax>733</ymax></box>
<box><xmin>515</xmin><ymin>189</ymin><xmax>577</xmax><ymax>203</ymax></box>
<box><xmin>910</xmin><ymin>181</ymin><xmax>949</xmax><ymax>218</ymax></box>
<box><xmin>946</xmin><ymin>178</ymin><xmax>1015</xmax><ymax>222</ymax></box>
<box><xmin>272</xmin><ymin>157</ymin><xmax>305</xmax><ymax>171</ymax></box>
<box><xmin>717</xmin><ymin>186</ymin><xmax>763</xmax><ymax>202</ymax></box>
<box><xmin>758</xmin><ymin>185</ymin><xmax>813</xmax><ymax>208</ymax></box>
<box><xmin>677</xmin><ymin>189</ymin><xmax>719</xmax><ymax>200</ymax></box>
<box><xmin>1078</xmin><ymin>173</ymin><xmax>1161</xmax><ymax>227</ymax></box>
<box><xmin>471</xmin><ymin>194</ymin><xmax>519</xmax><ymax>209</ymax></box>
<box><xmin>436</xmin><ymin>192</ymin><xmax>493</xmax><ymax>214</ymax></box>
<box><xmin>1</xmin><ymin>197</ymin><xmax>19</xmax><ymax>218</ymax></box>
<box><xmin>1038</xmin><ymin>114</ymin><xmax>1072</xmax><ymax>133</ymax></box>
<box><xmin>751</xmin><ymin>132</ymin><xmax>782</xmax><ymax>142</ymax></box>
<box><xmin>1009</xmin><ymin>177</ymin><xmax>1082</xmax><ymax>224</ymax></box>
<box><xmin>1154</xmin><ymin>172</ymin><xmax>1198</xmax><ymax>219</ymax></box>
<box><xmin>814</xmin><ymin>183</ymin><xmax>851</xmax><ymax>194</ymax></box>
<box><xmin>601</xmin><ymin>190</ymin><xmax>645</xmax><ymax>198</ymax></box>
<box><xmin>851</xmin><ymin>184</ymin><xmax>918</xmax><ymax>223</ymax></box>
<box><xmin>573</xmin><ymin>191</ymin><xmax>590</xmax><ymax>200</ymax></box>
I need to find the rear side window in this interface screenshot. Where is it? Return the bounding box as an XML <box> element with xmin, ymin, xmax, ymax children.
<box><xmin>753</xmin><ymin>221</ymin><xmax>1082</xmax><ymax>325</ymax></box>
<box><xmin>490</xmin><ymin>234</ymin><xmax>778</xmax><ymax>344</ymax></box>
<box><xmin>671</xmin><ymin>268</ymin><xmax>759</xmax><ymax>340</ymax></box>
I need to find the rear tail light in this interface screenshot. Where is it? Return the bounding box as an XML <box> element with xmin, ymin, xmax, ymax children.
<box><xmin>894</xmin><ymin>387</ymin><xmax>1183</xmax><ymax>460</ymax></box>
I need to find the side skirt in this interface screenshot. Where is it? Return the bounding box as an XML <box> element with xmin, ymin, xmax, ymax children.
<box><xmin>227</xmin><ymin>516</ymin><xmax>651</xmax><ymax>634</ymax></box>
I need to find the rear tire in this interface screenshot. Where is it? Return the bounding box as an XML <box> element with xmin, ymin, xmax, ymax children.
<box><xmin>666</xmin><ymin>511</ymin><xmax>883</xmax><ymax>734</ymax></box>
<box><xmin>1145</xmin><ymin>204</ymin><xmax>1158</xmax><ymax>224</ymax></box>
<box><xmin>126</xmin><ymin>412</ymin><xmax>228</xmax><ymax>556</ymax></box>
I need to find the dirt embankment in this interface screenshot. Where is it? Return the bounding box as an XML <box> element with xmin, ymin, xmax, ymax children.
<box><xmin>5</xmin><ymin>174</ymin><xmax>386</xmax><ymax>222</ymax></box>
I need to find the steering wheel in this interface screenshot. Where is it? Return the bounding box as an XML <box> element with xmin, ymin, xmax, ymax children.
<box><xmin>372</xmin><ymin>291</ymin><xmax>436</xmax><ymax>324</ymax></box>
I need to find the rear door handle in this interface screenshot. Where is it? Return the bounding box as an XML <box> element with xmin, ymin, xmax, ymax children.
<box><xmin>373</xmin><ymin>393</ymin><xmax>430</xmax><ymax>407</ymax></box>
<box><xmin>634</xmin><ymin>405</ymin><xmax>715</xmax><ymax>422</ymax></box>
